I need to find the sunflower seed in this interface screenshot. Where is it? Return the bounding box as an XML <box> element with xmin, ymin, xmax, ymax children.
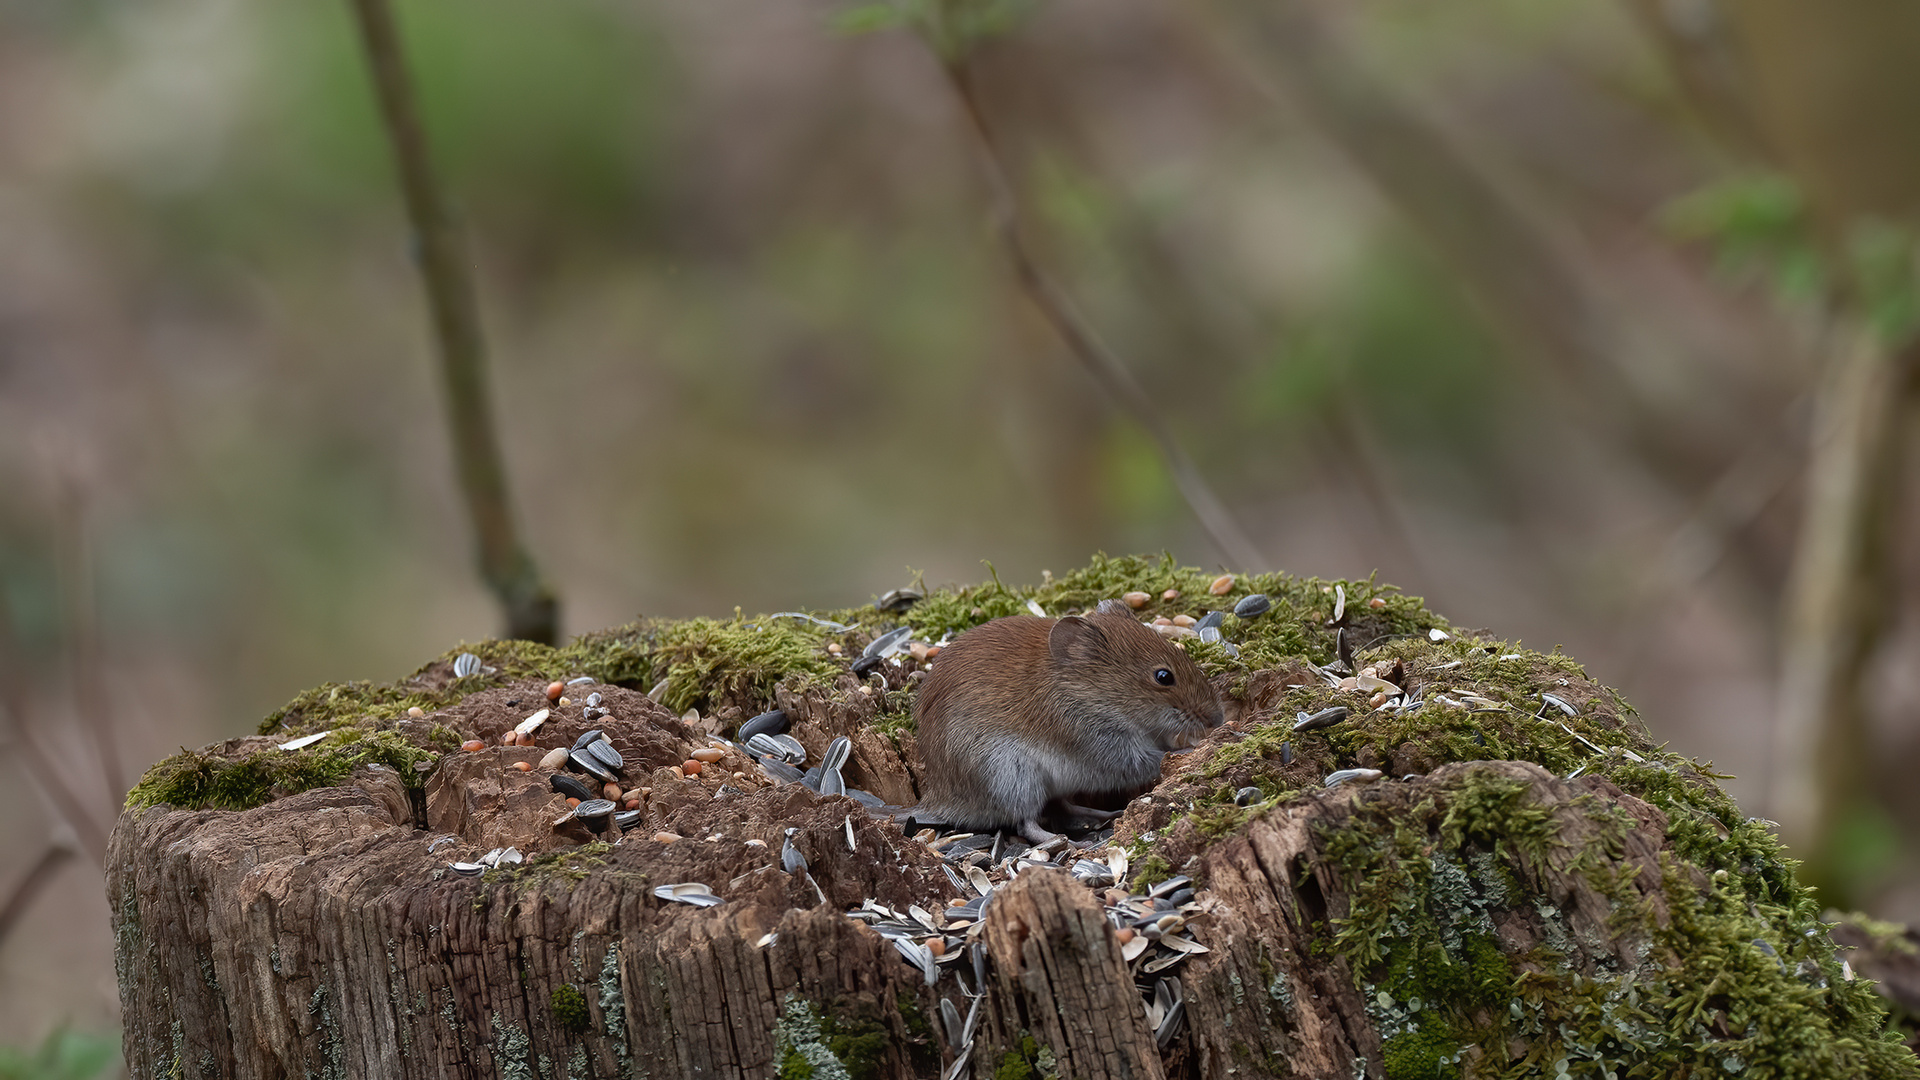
<box><xmin>573</xmin><ymin>729</ymin><xmax>607</xmax><ymax>751</ymax></box>
<box><xmin>1233</xmin><ymin>593</ymin><xmax>1270</xmax><ymax>619</ymax></box>
<box><xmin>615</xmin><ymin>809</ymin><xmax>643</xmax><ymax>831</ymax></box>
<box><xmin>550</xmin><ymin>774</ymin><xmax>596</xmax><ymax>801</ymax></box>
<box><xmin>514</xmin><ymin>709</ymin><xmax>550</xmax><ymax>737</ymax></box>
<box><xmin>1198</xmin><ymin>626</ymin><xmax>1221</xmax><ymax>645</ymax></box>
<box><xmin>893</xmin><ymin>938</ymin><xmax>938</xmax><ymax>984</ymax></box>
<box><xmin>863</xmin><ymin>626</ymin><xmax>914</xmax><ymax>660</ymax></box>
<box><xmin>756</xmin><ymin>931</ymin><xmax>779</xmax><ymax>948</ymax></box>
<box><xmin>759</xmin><ymin>758</ymin><xmax>806</xmax><ymax>785</ymax></box>
<box><xmin>570</xmin><ymin>750</ymin><xmax>616</xmax><ymax>784</ymax></box>
<box><xmin>1336</xmin><ymin>627</ymin><xmax>1353</xmax><ymax>668</ymax></box>
<box><xmin>1294</xmin><ymin>706</ymin><xmax>1348</xmax><ymax>732</ymax></box>
<box><xmin>879</xmin><ymin>587</ymin><xmax>924</xmax><ymax>613</ymax></box>
<box><xmin>822</xmin><ymin>735</ymin><xmax>852</xmax><ymax>772</ymax></box>
<box><xmin>967</xmin><ymin>865</ymin><xmax>993</xmax><ymax>898</ymax></box>
<box><xmin>942</xmin><ymin>864</ymin><xmax>969</xmax><ymax>893</ymax></box>
<box><xmin>573</xmin><ymin>799</ymin><xmax>617</xmax><ymax>832</ymax></box>
<box><xmin>1122</xmin><ymin>935</ymin><xmax>1151</xmax><ymax>962</ymax></box>
<box><xmin>1540</xmin><ymin>693</ymin><xmax>1577</xmax><ymax>717</ymax></box>
<box><xmin>1428</xmin><ymin>627</ymin><xmax>1450</xmax><ymax>642</ymax></box>
<box><xmin>586</xmin><ymin>739</ymin><xmax>625</xmax><ymax>774</ymax></box>
<box><xmin>844</xmin><ymin>815</ymin><xmax>857</xmax><ymax>852</ymax></box>
<box><xmin>738</xmin><ymin>709</ymin><xmax>789</xmax><ymax>742</ymax></box>
<box><xmin>452</xmin><ymin>653</ymin><xmax>481</xmax><ymax>678</ymax></box>
<box><xmin>1148</xmin><ymin>875</ymin><xmax>1191</xmax><ymax>899</ymax></box>
<box><xmin>1234</xmin><ymin>786</ymin><xmax>1263</xmax><ymax>806</ymax></box>
<box><xmin>1196</xmin><ymin>610</ymin><xmax>1226</xmax><ymax>632</ymax></box>
<box><xmin>770</xmin><ymin>734</ymin><xmax>807</xmax><ymax>765</ymax></box>
<box><xmin>943</xmin><ymin>1045</ymin><xmax>973</xmax><ymax>1080</ymax></box>
<box><xmin>1153</xmin><ymin>978</ymin><xmax>1185</xmax><ymax>1048</ymax></box>
<box><xmin>940</xmin><ymin>998</ymin><xmax>962</xmax><ymax>1045</ymax></box>
<box><xmin>1281</xmin><ymin>741</ymin><xmax>1293</xmax><ymax>765</ymax></box>
<box><xmin>1071</xmin><ymin>859</ymin><xmax>1115</xmax><ymax>887</ymax></box>
<box><xmin>646</xmin><ymin>678</ymin><xmax>669</xmax><ymax>701</ymax></box>
<box><xmin>1325</xmin><ymin>768</ymin><xmax>1384</xmax><ymax>788</ymax></box>
<box><xmin>769</xmin><ymin>612</ymin><xmax>859</xmax><ymax>632</ymax></box>
<box><xmin>450</xmin><ymin>861</ymin><xmax>485</xmax><ymax>876</ymax></box>
<box><xmin>782</xmin><ymin>828</ymin><xmax>808</xmax><ymax>874</ymax></box>
<box><xmin>1025</xmin><ymin>599</ymin><xmax>1046</xmax><ymax>618</ymax></box>
<box><xmin>278</xmin><ymin>731</ymin><xmax>331</xmax><ymax>751</ymax></box>
<box><xmin>653</xmin><ymin>882</ymin><xmax>723</xmax><ymax>907</ymax></box>
<box><xmin>1145</xmin><ymin>951</ymin><xmax>1187</xmax><ymax>974</ymax></box>
<box><xmin>585</xmin><ymin>692</ymin><xmax>603</xmax><ymax>708</ymax></box>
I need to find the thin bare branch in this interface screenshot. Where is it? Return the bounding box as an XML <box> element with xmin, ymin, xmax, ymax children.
<box><xmin>0</xmin><ymin>604</ymin><xmax>109</xmax><ymax>863</ymax></box>
<box><xmin>941</xmin><ymin>57</ymin><xmax>1265</xmax><ymax>572</ymax></box>
<box><xmin>0</xmin><ymin>844</ymin><xmax>76</xmax><ymax>951</ymax></box>
<box><xmin>346</xmin><ymin>0</ymin><xmax>560</xmax><ymax>643</ymax></box>
<box><xmin>55</xmin><ymin>475</ymin><xmax>125</xmax><ymax>802</ymax></box>
<box><xmin>0</xmin><ymin>724</ymin><xmax>109</xmax><ymax>865</ymax></box>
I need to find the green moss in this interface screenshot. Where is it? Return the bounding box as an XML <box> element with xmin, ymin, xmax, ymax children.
<box><xmin>649</xmin><ymin>615</ymin><xmax>843</xmax><ymax>715</ymax></box>
<box><xmin>821</xmin><ymin>1014</ymin><xmax>889</xmax><ymax>1080</ymax></box>
<box><xmin>549</xmin><ymin>985</ymin><xmax>589</xmax><ymax>1035</ymax></box>
<box><xmin>1311</xmin><ymin>765</ymin><xmax>1918</xmax><ymax>1079</ymax></box>
<box><xmin>1127</xmin><ymin>855</ymin><xmax>1172</xmax><ymax>894</ymax></box>
<box><xmin>125</xmin><ymin>728</ymin><xmax>439</xmax><ymax>811</ymax></box>
<box><xmin>1381</xmin><ymin>1026</ymin><xmax>1462</xmax><ymax>1080</ymax></box>
<box><xmin>992</xmin><ymin>1031</ymin><xmax>1056</xmax><ymax>1080</ymax></box>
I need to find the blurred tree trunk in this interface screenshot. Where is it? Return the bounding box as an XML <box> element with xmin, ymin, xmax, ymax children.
<box><xmin>1712</xmin><ymin>0</ymin><xmax>1920</xmax><ymax>907</ymax></box>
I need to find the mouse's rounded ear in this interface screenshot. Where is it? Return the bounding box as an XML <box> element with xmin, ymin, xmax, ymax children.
<box><xmin>1093</xmin><ymin>598</ymin><xmax>1133</xmax><ymax>617</ymax></box>
<box><xmin>1048</xmin><ymin>614</ymin><xmax>1105</xmax><ymax>662</ymax></box>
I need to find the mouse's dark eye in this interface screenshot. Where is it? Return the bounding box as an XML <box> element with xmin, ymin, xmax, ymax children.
<box><xmin>1153</xmin><ymin>667</ymin><xmax>1176</xmax><ymax>687</ymax></box>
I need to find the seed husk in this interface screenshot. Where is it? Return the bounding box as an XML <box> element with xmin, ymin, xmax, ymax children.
<box><xmin>570</xmin><ymin>750</ymin><xmax>616</xmax><ymax>784</ymax></box>
<box><xmin>1324</xmin><ymin>768</ymin><xmax>1384</xmax><ymax>789</ymax></box>
<box><xmin>1294</xmin><ymin>706</ymin><xmax>1349</xmax><ymax>732</ymax></box>
<box><xmin>550</xmin><ymin>774</ymin><xmax>596</xmax><ymax>802</ymax></box>
<box><xmin>738</xmin><ymin>709</ymin><xmax>789</xmax><ymax>742</ymax></box>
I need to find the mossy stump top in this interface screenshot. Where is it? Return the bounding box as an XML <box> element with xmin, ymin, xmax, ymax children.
<box><xmin>110</xmin><ymin>555</ymin><xmax>1918</xmax><ymax>1079</ymax></box>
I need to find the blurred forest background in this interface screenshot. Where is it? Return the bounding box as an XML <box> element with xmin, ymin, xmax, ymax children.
<box><xmin>1</xmin><ymin>0</ymin><xmax>1918</xmax><ymax>1066</ymax></box>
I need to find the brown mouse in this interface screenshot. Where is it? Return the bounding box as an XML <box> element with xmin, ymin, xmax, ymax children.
<box><xmin>909</xmin><ymin>599</ymin><xmax>1225</xmax><ymax>843</ymax></box>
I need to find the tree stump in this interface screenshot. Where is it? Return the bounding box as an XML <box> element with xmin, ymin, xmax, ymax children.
<box><xmin>107</xmin><ymin>560</ymin><xmax>1920</xmax><ymax>1078</ymax></box>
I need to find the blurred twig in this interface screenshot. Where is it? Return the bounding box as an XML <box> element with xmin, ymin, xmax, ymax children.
<box><xmin>0</xmin><ymin>603</ymin><xmax>109</xmax><ymax>864</ymax></box>
<box><xmin>940</xmin><ymin>56</ymin><xmax>1265</xmax><ymax>571</ymax></box>
<box><xmin>346</xmin><ymin>0</ymin><xmax>560</xmax><ymax>643</ymax></box>
<box><xmin>1774</xmin><ymin>329</ymin><xmax>1918</xmax><ymax>904</ymax></box>
<box><xmin>0</xmin><ymin>844</ymin><xmax>75</xmax><ymax>950</ymax></box>
<box><xmin>54</xmin><ymin>474</ymin><xmax>123</xmax><ymax>802</ymax></box>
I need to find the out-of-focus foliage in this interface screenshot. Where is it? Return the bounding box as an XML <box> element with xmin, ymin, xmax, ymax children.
<box><xmin>0</xmin><ymin>1029</ymin><xmax>117</xmax><ymax>1080</ymax></box>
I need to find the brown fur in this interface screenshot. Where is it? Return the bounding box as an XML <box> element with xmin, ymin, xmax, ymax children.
<box><xmin>910</xmin><ymin>607</ymin><xmax>1223</xmax><ymax>838</ymax></box>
